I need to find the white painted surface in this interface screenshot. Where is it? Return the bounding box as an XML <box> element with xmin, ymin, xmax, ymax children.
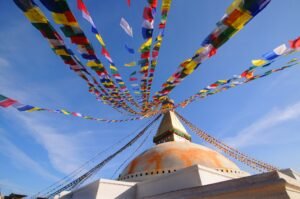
<box><xmin>60</xmin><ymin>179</ymin><xmax>135</xmax><ymax>199</ymax></box>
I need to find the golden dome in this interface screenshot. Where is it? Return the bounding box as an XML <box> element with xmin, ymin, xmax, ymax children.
<box><xmin>119</xmin><ymin>141</ymin><xmax>242</xmax><ymax>182</ymax></box>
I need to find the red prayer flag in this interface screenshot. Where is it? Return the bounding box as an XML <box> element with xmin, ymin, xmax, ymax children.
<box><xmin>71</xmin><ymin>36</ymin><xmax>88</xmax><ymax>45</ymax></box>
<box><xmin>127</xmin><ymin>0</ymin><xmax>130</xmax><ymax>6</ymax></box>
<box><xmin>159</xmin><ymin>23</ymin><xmax>166</xmax><ymax>29</ymax></box>
<box><xmin>208</xmin><ymin>47</ymin><xmax>217</xmax><ymax>57</ymax></box>
<box><xmin>289</xmin><ymin>37</ymin><xmax>300</xmax><ymax>49</ymax></box>
<box><xmin>101</xmin><ymin>47</ymin><xmax>110</xmax><ymax>57</ymax></box>
<box><xmin>152</xmin><ymin>50</ymin><xmax>159</xmax><ymax>57</ymax></box>
<box><xmin>241</xmin><ymin>70</ymin><xmax>248</xmax><ymax>77</ymax></box>
<box><xmin>101</xmin><ymin>47</ymin><xmax>113</xmax><ymax>62</ymax></box>
<box><xmin>64</xmin><ymin>11</ymin><xmax>76</xmax><ymax>23</ymax></box>
<box><xmin>64</xmin><ymin>59</ymin><xmax>76</xmax><ymax>65</ymax></box>
<box><xmin>210</xmin><ymin>83</ymin><xmax>218</xmax><ymax>88</ymax></box>
<box><xmin>148</xmin><ymin>0</ymin><xmax>158</xmax><ymax>8</ymax></box>
<box><xmin>143</xmin><ymin>7</ymin><xmax>153</xmax><ymax>21</ymax></box>
<box><xmin>0</xmin><ymin>98</ymin><xmax>17</xmax><ymax>107</ymax></box>
<box><xmin>141</xmin><ymin>51</ymin><xmax>150</xmax><ymax>59</ymax></box>
<box><xmin>129</xmin><ymin>77</ymin><xmax>137</xmax><ymax>81</ymax></box>
<box><xmin>77</xmin><ymin>0</ymin><xmax>89</xmax><ymax>15</ymax></box>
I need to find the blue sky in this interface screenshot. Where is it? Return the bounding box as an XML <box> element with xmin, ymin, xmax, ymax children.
<box><xmin>1</xmin><ymin>0</ymin><xmax>300</xmax><ymax>195</ymax></box>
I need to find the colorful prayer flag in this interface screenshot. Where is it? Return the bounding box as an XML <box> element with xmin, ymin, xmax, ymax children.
<box><xmin>125</xmin><ymin>61</ymin><xmax>136</xmax><ymax>67</ymax></box>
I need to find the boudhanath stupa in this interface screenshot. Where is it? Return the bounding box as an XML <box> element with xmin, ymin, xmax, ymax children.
<box><xmin>57</xmin><ymin>110</ymin><xmax>300</xmax><ymax>199</ymax></box>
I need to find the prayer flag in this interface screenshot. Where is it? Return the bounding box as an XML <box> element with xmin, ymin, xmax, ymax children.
<box><xmin>274</xmin><ymin>44</ymin><xmax>288</xmax><ymax>55</ymax></box>
<box><xmin>0</xmin><ymin>95</ymin><xmax>17</xmax><ymax>108</ymax></box>
<box><xmin>129</xmin><ymin>77</ymin><xmax>137</xmax><ymax>81</ymax></box>
<box><xmin>290</xmin><ymin>37</ymin><xmax>300</xmax><ymax>49</ymax></box>
<box><xmin>120</xmin><ymin>17</ymin><xmax>133</xmax><ymax>37</ymax></box>
<box><xmin>139</xmin><ymin>38</ymin><xmax>152</xmax><ymax>52</ymax></box>
<box><xmin>24</xmin><ymin>7</ymin><xmax>48</xmax><ymax>23</ymax></box>
<box><xmin>252</xmin><ymin>59</ymin><xmax>267</xmax><ymax>67</ymax></box>
<box><xmin>101</xmin><ymin>47</ymin><xmax>113</xmax><ymax>63</ymax></box>
<box><xmin>130</xmin><ymin>71</ymin><xmax>137</xmax><ymax>76</ymax></box>
<box><xmin>40</xmin><ymin>0</ymin><xmax>69</xmax><ymax>13</ymax></box>
<box><xmin>13</xmin><ymin>0</ymin><xmax>36</xmax><ymax>12</ymax></box>
<box><xmin>125</xmin><ymin>44</ymin><xmax>135</xmax><ymax>54</ymax></box>
<box><xmin>125</xmin><ymin>61</ymin><xmax>136</xmax><ymax>67</ymax></box>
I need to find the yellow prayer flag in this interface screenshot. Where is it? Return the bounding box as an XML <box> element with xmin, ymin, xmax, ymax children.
<box><xmin>195</xmin><ymin>46</ymin><xmax>206</xmax><ymax>54</ymax></box>
<box><xmin>52</xmin><ymin>13</ymin><xmax>78</xmax><ymax>26</ymax></box>
<box><xmin>231</xmin><ymin>11</ymin><xmax>252</xmax><ymax>30</ymax></box>
<box><xmin>217</xmin><ymin>80</ymin><xmax>228</xmax><ymax>84</ymax></box>
<box><xmin>226</xmin><ymin>0</ymin><xmax>243</xmax><ymax>14</ymax></box>
<box><xmin>151</xmin><ymin>60</ymin><xmax>157</xmax><ymax>65</ymax></box>
<box><xmin>87</xmin><ymin>60</ymin><xmax>103</xmax><ymax>68</ymax></box>
<box><xmin>55</xmin><ymin>49</ymin><xmax>69</xmax><ymax>56</ymax></box>
<box><xmin>87</xmin><ymin>60</ymin><xmax>97</xmax><ymax>67</ymax></box>
<box><xmin>182</xmin><ymin>59</ymin><xmax>198</xmax><ymax>75</ymax></box>
<box><xmin>124</xmin><ymin>61</ymin><xmax>136</xmax><ymax>67</ymax></box>
<box><xmin>26</xmin><ymin>107</ymin><xmax>42</xmax><ymax>112</ymax></box>
<box><xmin>61</xmin><ymin>109</ymin><xmax>70</xmax><ymax>115</ymax></box>
<box><xmin>167</xmin><ymin>76</ymin><xmax>175</xmax><ymax>82</ymax></box>
<box><xmin>141</xmin><ymin>65</ymin><xmax>148</xmax><ymax>71</ymax></box>
<box><xmin>96</xmin><ymin>34</ymin><xmax>105</xmax><ymax>46</ymax></box>
<box><xmin>110</xmin><ymin>65</ymin><xmax>117</xmax><ymax>71</ymax></box>
<box><xmin>162</xmin><ymin>0</ymin><xmax>172</xmax><ymax>8</ymax></box>
<box><xmin>154</xmin><ymin>42</ymin><xmax>161</xmax><ymax>48</ymax></box>
<box><xmin>139</xmin><ymin>38</ymin><xmax>152</xmax><ymax>51</ymax></box>
<box><xmin>199</xmin><ymin>89</ymin><xmax>208</xmax><ymax>93</ymax></box>
<box><xmin>252</xmin><ymin>59</ymin><xmax>267</xmax><ymax>67</ymax></box>
<box><xmin>156</xmin><ymin>36</ymin><xmax>163</xmax><ymax>42</ymax></box>
<box><xmin>24</xmin><ymin>8</ymin><xmax>48</xmax><ymax>23</ymax></box>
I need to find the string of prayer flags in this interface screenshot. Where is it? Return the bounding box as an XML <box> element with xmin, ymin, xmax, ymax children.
<box><xmin>144</xmin><ymin>0</ymin><xmax>173</xmax><ymax>106</ymax></box>
<box><xmin>40</xmin><ymin>0</ymin><xmax>123</xmax><ymax>102</ymax></box>
<box><xmin>120</xmin><ymin>17</ymin><xmax>133</xmax><ymax>37</ymax></box>
<box><xmin>76</xmin><ymin>0</ymin><xmax>141</xmax><ymax>111</ymax></box>
<box><xmin>129</xmin><ymin>71</ymin><xmax>139</xmax><ymax>90</ymax></box>
<box><xmin>46</xmin><ymin>0</ymin><xmax>138</xmax><ymax>112</ymax></box>
<box><xmin>152</xmin><ymin>0</ymin><xmax>272</xmax><ymax>104</ymax></box>
<box><xmin>77</xmin><ymin>0</ymin><xmax>105</xmax><ymax>46</ymax></box>
<box><xmin>138</xmin><ymin>0</ymin><xmax>158</xmax><ymax>110</ymax></box>
<box><xmin>262</xmin><ymin>44</ymin><xmax>288</xmax><ymax>61</ymax></box>
<box><xmin>124</xmin><ymin>61</ymin><xmax>136</xmax><ymax>67</ymax></box>
<box><xmin>178</xmin><ymin>59</ymin><xmax>299</xmax><ymax>109</ymax></box>
<box><xmin>146</xmin><ymin>38</ymin><xmax>300</xmax><ymax>116</ymax></box>
<box><xmin>250</xmin><ymin>36</ymin><xmax>300</xmax><ymax>70</ymax></box>
<box><xmin>16</xmin><ymin>0</ymin><xmax>140</xmax><ymax>115</ymax></box>
<box><xmin>0</xmin><ymin>94</ymin><xmax>146</xmax><ymax>123</ymax></box>
<box><xmin>13</xmin><ymin>0</ymin><xmax>117</xmax><ymax>109</ymax></box>
<box><xmin>125</xmin><ymin>44</ymin><xmax>135</xmax><ymax>54</ymax></box>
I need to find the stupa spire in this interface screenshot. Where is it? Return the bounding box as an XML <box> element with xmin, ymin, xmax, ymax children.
<box><xmin>153</xmin><ymin>99</ymin><xmax>191</xmax><ymax>145</ymax></box>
